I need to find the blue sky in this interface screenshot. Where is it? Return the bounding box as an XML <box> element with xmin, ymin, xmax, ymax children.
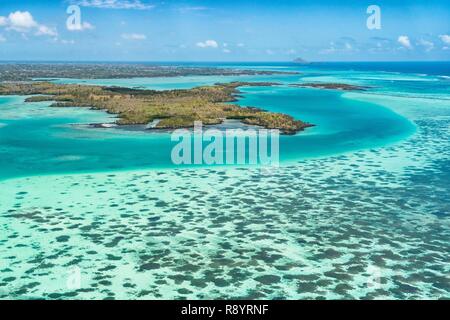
<box><xmin>0</xmin><ymin>0</ymin><xmax>449</xmax><ymax>61</ymax></box>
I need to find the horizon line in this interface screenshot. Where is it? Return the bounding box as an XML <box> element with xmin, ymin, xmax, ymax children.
<box><xmin>0</xmin><ymin>60</ymin><xmax>449</xmax><ymax>64</ymax></box>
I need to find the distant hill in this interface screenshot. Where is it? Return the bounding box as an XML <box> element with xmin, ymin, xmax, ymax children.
<box><xmin>293</xmin><ymin>58</ymin><xmax>309</xmax><ymax>64</ymax></box>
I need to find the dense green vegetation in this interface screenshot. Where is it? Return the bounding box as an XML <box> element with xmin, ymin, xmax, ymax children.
<box><xmin>290</xmin><ymin>83</ymin><xmax>368</xmax><ymax>91</ymax></box>
<box><xmin>0</xmin><ymin>81</ymin><xmax>313</xmax><ymax>134</ymax></box>
<box><xmin>0</xmin><ymin>63</ymin><xmax>298</xmax><ymax>81</ymax></box>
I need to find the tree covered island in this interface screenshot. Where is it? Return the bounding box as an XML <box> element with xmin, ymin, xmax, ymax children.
<box><xmin>0</xmin><ymin>81</ymin><xmax>314</xmax><ymax>135</ymax></box>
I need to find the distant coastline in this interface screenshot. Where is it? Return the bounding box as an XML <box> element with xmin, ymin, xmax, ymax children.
<box><xmin>0</xmin><ymin>63</ymin><xmax>299</xmax><ymax>82</ymax></box>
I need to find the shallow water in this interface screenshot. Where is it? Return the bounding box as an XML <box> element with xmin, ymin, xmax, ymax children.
<box><xmin>0</xmin><ymin>62</ymin><xmax>449</xmax><ymax>299</ymax></box>
<box><xmin>0</xmin><ymin>67</ymin><xmax>417</xmax><ymax>180</ymax></box>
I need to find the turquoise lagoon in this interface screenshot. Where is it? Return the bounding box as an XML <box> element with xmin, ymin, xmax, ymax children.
<box><xmin>0</xmin><ymin>69</ymin><xmax>417</xmax><ymax>180</ymax></box>
<box><xmin>0</xmin><ymin>62</ymin><xmax>449</xmax><ymax>299</ymax></box>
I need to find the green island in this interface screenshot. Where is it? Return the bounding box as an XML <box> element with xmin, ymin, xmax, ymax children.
<box><xmin>0</xmin><ymin>63</ymin><xmax>298</xmax><ymax>81</ymax></box>
<box><xmin>290</xmin><ymin>83</ymin><xmax>369</xmax><ymax>91</ymax></box>
<box><xmin>0</xmin><ymin>81</ymin><xmax>313</xmax><ymax>135</ymax></box>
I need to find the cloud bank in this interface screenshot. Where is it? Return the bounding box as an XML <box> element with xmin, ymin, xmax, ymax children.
<box><xmin>196</xmin><ymin>40</ymin><xmax>218</xmax><ymax>48</ymax></box>
<box><xmin>0</xmin><ymin>11</ymin><xmax>57</xmax><ymax>37</ymax></box>
<box><xmin>74</xmin><ymin>0</ymin><xmax>154</xmax><ymax>10</ymax></box>
<box><xmin>398</xmin><ymin>35</ymin><xmax>412</xmax><ymax>49</ymax></box>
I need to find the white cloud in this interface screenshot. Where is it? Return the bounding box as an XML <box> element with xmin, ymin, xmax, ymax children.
<box><xmin>36</xmin><ymin>25</ymin><xmax>58</xmax><ymax>37</ymax></box>
<box><xmin>61</xmin><ymin>39</ymin><xmax>76</xmax><ymax>45</ymax></box>
<box><xmin>75</xmin><ymin>0</ymin><xmax>154</xmax><ymax>10</ymax></box>
<box><xmin>196</xmin><ymin>40</ymin><xmax>218</xmax><ymax>48</ymax></box>
<box><xmin>223</xmin><ymin>48</ymin><xmax>231</xmax><ymax>53</ymax></box>
<box><xmin>0</xmin><ymin>17</ymin><xmax>7</xmax><ymax>26</ymax></box>
<box><xmin>67</xmin><ymin>21</ymin><xmax>95</xmax><ymax>31</ymax></box>
<box><xmin>178</xmin><ymin>6</ymin><xmax>208</xmax><ymax>13</ymax></box>
<box><xmin>0</xmin><ymin>11</ymin><xmax>57</xmax><ymax>37</ymax></box>
<box><xmin>418</xmin><ymin>39</ymin><xmax>434</xmax><ymax>52</ymax></box>
<box><xmin>122</xmin><ymin>33</ymin><xmax>146</xmax><ymax>40</ymax></box>
<box><xmin>237</xmin><ymin>43</ymin><xmax>245</xmax><ymax>47</ymax></box>
<box><xmin>265</xmin><ymin>49</ymin><xmax>274</xmax><ymax>55</ymax></box>
<box><xmin>439</xmin><ymin>34</ymin><xmax>450</xmax><ymax>45</ymax></box>
<box><xmin>7</xmin><ymin>11</ymin><xmax>38</xmax><ymax>31</ymax></box>
<box><xmin>320</xmin><ymin>42</ymin><xmax>336</xmax><ymax>54</ymax></box>
<box><xmin>398</xmin><ymin>35</ymin><xmax>412</xmax><ymax>49</ymax></box>
<box><xmin>0</xmin><ymin>34</ymin><xmax>5</xmax><ymax>42</ymax></box>
<box><xmin>320</xmin><ymin>38</ymin><xmax>359</xmax><ymax>54</ymax></box>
